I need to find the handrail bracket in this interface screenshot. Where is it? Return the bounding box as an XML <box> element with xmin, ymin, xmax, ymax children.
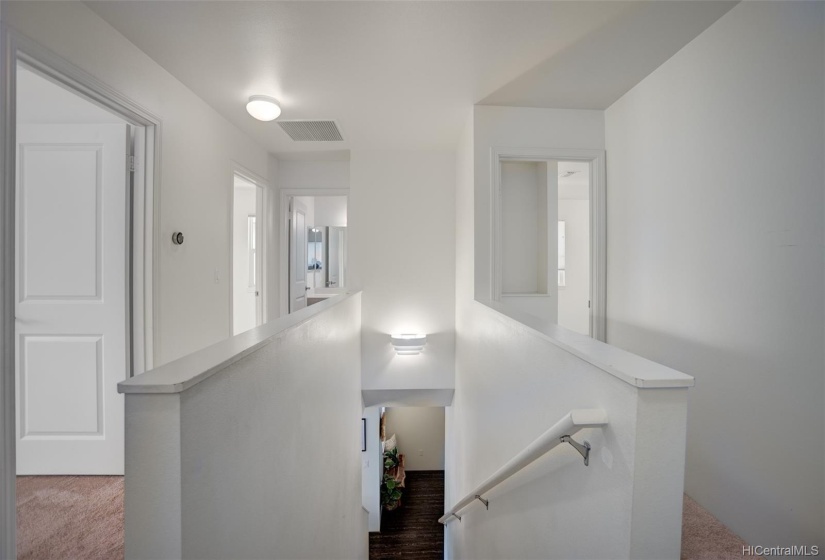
<box><xmin>452</xmin><ymin>512</ymin><xmax>462</xmax><ymax>522</ymax></box>
<box><xmin>560</xmin><ymin>435</ymin><xmax>591</xmax><ymax>466</ymax></box>
<box><xmin>474</xmin><ymin>495</ymin><xmax>489</xmax><ymax>510</ymax></box>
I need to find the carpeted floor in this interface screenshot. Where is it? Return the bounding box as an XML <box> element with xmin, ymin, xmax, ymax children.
<box><xmin>16</xmin><ymin>476</ymin><xmax>124</xmax><ymax>560</ymax></box>
<box><xmin>370</xmin><ymin>470</ymin><xmax>445</xmax><ymax>560</ymax></box>
<box><xmin>16</xmin><ymin>474</ymin><xmax>759</xmax><ymax>560</ymax></box>
<box><xmin>681</xmin><ymin>494</ymin><xmax>763</xmax><ymax>560</ymax></box>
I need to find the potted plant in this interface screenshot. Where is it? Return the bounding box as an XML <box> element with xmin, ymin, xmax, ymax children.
<box><xmin>381</xmin><ymin>447</ymin><xmax>403</xmax><ymax>511</ymax></box>
<box><xmin>381</xmin><ymin>474</ymin><xmax>403</xmax><ymax>511</ymax></box>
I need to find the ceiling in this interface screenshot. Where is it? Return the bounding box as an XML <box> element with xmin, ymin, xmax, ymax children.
<box><xmin>85</xmin><ymin>1</ymin><xmax>736</xmax><ymax>155</ymax></box>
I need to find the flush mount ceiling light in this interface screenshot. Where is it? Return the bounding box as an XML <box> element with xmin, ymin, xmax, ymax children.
<box><xmin>246</xmin><ymin>95</ymin><xmax>281</xmax><ymax>121</ymax></box>
<box><xmin>390</xmin><ymin>333</ymin><xmax>427</xmax><ymax>355</ymax></box>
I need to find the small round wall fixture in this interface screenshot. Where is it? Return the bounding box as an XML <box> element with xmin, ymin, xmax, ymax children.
<box><xmin>390</xmin><ymin>333</ymin><xmax>427</xmax><ymax>355</ymax></box>
<box><xmin>172</xmin><ymin>232</ymin><xmax>184</xmax><ymax>245</ymax></box>
<box><xmin>246</xmin><ymin>95</ymin><xmax>281</xmax><ymax>121</ymax></box>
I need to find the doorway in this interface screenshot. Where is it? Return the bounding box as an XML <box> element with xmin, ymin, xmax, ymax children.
<box><xmin>2</xmin><ymin>37</ymin><xmax>159</xmax><ymax>558</ymax></box>
<box><xmin>281</xmin><ymin>192</ymin><xmax>348</xmax><ymax>314</ymax></box>
<box><xmin>232</xmin><ymin>171</ymin><xmax>264</xmax><ymax>335</ymax></box>
<box><xmin>15</xmin><ymin>62</ymin><xmax>130</xmax><ymax>475</ymax></box>
<box><xmin>492</xmin><ymin>149</ymin><xmax>606</xmax><ymax>340</ymax></box>
<box><xmin>368</xmin><ymin>406</ymin><xmax>445</xmax><ymax>558</ymax></box>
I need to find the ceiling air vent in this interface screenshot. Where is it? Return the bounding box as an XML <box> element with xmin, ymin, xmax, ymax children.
<box><xmin>277</xmin><ymin>120</ymin><xmax>343</xmax><ymax>142</ymax></box>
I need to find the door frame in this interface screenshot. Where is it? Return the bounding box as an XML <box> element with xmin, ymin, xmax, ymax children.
<box><xmin>279</xmin><ymin>188</ymin><xmax>349</xmax><ymax>316</ymax></box>
<box><xmin>229</xmin><ymin>162</ymin><xmax>268</xmax><ymax>335</ymax></box>
<box><xmin>490</xmin><ymin>147</ymin><xmax>606</xmax><ymax>341</ymax></box>
<box><xmin>0</xmin><ymin>26</ymin><xmax>160</xmax><ymax>556</ymax></box>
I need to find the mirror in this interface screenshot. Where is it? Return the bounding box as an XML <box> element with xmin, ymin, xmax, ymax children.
<box><xmin>307</xmin><ymin>226</ymin><xmax>346</xmax><ymax>290</ymax></box>
<box><xmin>308</xmin><ymin>227</ymin><xmax>323</xmax><ymax>271</ymax></box>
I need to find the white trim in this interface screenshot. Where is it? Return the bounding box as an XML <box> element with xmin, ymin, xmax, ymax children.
<box><xmin>279</xmin><ymin>188</ymin><xmax>349</xmax><ymax>316</ymax></box>
<box><xmin>490</xmin><ymin>147</ymin><xmax>606</xmax><ymax>342</ymax></box>
<box><xmin>230</xmin><ymin>163</ymin><xmax>269</xmax><ymax>335</ymax></box>
<box><xmin>119</xmin><ymin>291</ymin><xmax>359</xmax><ymax>395</ymax></box>
<box><xmin>0</xmin><ymin>27</ymin><xmax>161</xmax><ymax>554</ymax></box>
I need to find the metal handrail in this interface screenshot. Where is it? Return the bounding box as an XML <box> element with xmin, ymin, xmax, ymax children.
<box><xmin>439</xmin><ymin>409</ymin><xmax>608</xmax><ymax>524</ymax></box>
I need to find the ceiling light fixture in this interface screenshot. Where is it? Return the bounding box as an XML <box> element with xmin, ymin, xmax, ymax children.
<box><xmin>246</xmin><ymin>95</ymin><xmax>281</xmax><ymax>121</ymax></box>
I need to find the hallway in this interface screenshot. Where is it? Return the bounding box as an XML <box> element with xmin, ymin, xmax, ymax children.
<box><xmin>369</xmin><ymin>471</ymin><xmax>445</xmax><ymax>560</ymax></box>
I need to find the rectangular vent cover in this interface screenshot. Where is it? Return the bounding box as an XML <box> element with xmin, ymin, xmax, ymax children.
<box><xmin>278</xmin><ymin>120</ymin><xmax>343</xmax><ymax>142</ymax></box>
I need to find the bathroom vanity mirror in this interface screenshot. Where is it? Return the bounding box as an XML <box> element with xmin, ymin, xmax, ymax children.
<box><xmin>307</xmin><ymin>226</ymin><xmax>346</xmax><ymax>291</ymax></box>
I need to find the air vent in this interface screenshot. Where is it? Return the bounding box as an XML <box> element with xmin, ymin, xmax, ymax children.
<box><xmin>277</xmin><ymin>120</ymin><xmax>343</xmax><ymax>142</ymax></box>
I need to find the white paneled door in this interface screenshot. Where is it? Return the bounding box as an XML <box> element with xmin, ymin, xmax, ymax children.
<box><xmin>15</xmin><ymin>124</ymin><xmax>129</xmax><ymax>474</ymax></box>
<box><xmin>289</xmin><ymin>198</ymin><xmax>308</xmax><ymax>313</ymax></box>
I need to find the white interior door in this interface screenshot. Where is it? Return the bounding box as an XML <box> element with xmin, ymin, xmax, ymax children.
<box><xmin>289</xmin><ymin>198</ymin><xmax>308</xmax><ymax>312</ymax></box>
<box><xmin>15</xmin><ymin>123</ymin><xmax>129</xmax><ymax>475</ymax></box>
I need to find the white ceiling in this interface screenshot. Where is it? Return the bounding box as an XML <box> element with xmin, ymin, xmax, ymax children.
<box><xmin>85</xmin><ymin>1</ymin><xmax>736</xmax><ymax>155</ymax></box>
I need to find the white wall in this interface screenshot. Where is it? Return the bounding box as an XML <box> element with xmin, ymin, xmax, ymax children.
<box><xmin>605</xmin><ymin>1</ymin><xmax>824</xmax><ymax>549</ymax></box>
<box><xmin>557</xmin><ymin>199</ymin><xmax>590</xmax><ymax>335</ymax></box>
<box><xmin>448</xmin><ymin>302</ymin><xmax>689</xmax><ymax>560</ymax></box>
<box><xmin>266</xmin><ymin>156</ymin><xmax>280</xmax><ymax>321</ymax></box>
<box><xmin>473</xmin><ymin>106</ymin><xmax>604</xmax><ymax>301</ymax></box>
<box><xmin>449</xmin><ymin>106</ymin><xmax>690</xmax><ymax>558</ymax></box>
<box><xmin>501</xmin><ymin>161</ymin><xmax>544</xmax><ymax>294</ymax></box>
<box><xmin>314</xmin><ymin>196</ymin><xmax>347</xmax><ymax>227</ymax></box>
<box><xmin>232</xmin><ymin>185</ymin><xmax>257</xmax><ymax>335</ymax></box>
<box><xmin>361</xmin><ymin>406</ymin><xmax>383</xmax><ymax>532</ymax></box>
<box><xmin>384</xmin><ymin>407</ymin><xmax>445</xmax><ymax>471</ymax></box>
<box><xmin>350</xmin><ymin>150</ymin><xmax>456</xmax><ymax>392</ymax></box>
<box><xmin>5</xmin><ymin>2</ymin><xmax>270</xmax><ymax>365</ymax></box>
<box><xmin>449</xmin><ymin>115</ymin><xmax>474</xmax><ymax>558</ymax></box>
<box><xmin>276</xmin><ymin>160</ymin><xmax>350</xmax><ymax>190</ymax></box>
<box><xmin>124</xmin><ymin>295</ymin><xmax>367</xmax><ymax>559</ymax></box>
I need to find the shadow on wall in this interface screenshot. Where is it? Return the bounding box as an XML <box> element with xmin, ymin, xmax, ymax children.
<box><xmin>605</xmin><ymin>318</ymin><xmax>824</xmax><ymax>546</ymax></box>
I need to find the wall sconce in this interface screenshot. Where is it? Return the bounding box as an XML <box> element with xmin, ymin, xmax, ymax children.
<box><xmin>390</xmin><ymin>333</ymin><xmax>427</xmax><ymax>355</ymax></box>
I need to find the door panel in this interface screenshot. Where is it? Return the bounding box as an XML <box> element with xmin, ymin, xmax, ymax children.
<box><xmin>16</xmin><ymin>123</ymin><xmax>128</xmax><ymax>474</ymax></box>
<box><xmin>19</xmin><ymin>146</ymin><xmax>101</xmax><ymax>299</ymax></box>
<box><xmin>21</xmin><ymin>335</ymin><xmax>102</xmax><ymax>435</ymax></box>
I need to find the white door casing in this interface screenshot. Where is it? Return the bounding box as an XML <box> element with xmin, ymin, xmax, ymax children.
<box><xmin>289</xmin><ymin>198</ymin><xmax>308</xmax><ymax>313</ymax></box>
<box><xmin>491</xmin><ymin>148</ymin><xmax>607</xmax><ymax>341</ymax></box>
<box><xmin>15</xmin><ymin>123</ymin><xmax>128</xmax><ymax>474</ymax></box>
<box><xmin>254</xmin><ymin>185</ymin><xmax>263</xmax><ymax>325</ymax></box>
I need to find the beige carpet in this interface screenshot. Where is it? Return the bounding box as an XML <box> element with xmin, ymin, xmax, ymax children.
<box><xmin>681</xmin><ymin>494</ymin><xmax>763</xmax><ymax>560</ymax></box>
<box><xmin>17</xmin><ymin>476</ymin><xmax>123</xmax><ymax>560</ymax></box>
<box><xmin>16</xmin><ymin>478</ymin><xmax>755</xmax><ymax>560</ymax></box>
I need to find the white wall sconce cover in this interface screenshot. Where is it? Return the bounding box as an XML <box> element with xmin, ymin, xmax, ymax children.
<box><xmin>391</xmin><ymin>333</ymin><xmax>427</xmax><ymax>355</ymax></box>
